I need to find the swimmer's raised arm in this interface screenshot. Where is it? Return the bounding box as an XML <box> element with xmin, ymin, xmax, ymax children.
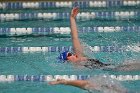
<box><xmin>70</xmin><ymin>7</ymin><xmax>83</xmax><ymax>57</ymax></box>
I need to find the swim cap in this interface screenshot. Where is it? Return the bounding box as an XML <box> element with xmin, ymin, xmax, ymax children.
<box><xmin>58</xmin><ymin>51</ymin><xmax>69</xmax><ymax>61</ymax></box>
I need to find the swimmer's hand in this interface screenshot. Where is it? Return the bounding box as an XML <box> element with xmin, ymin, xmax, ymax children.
<box><xmin>71</xmin><ymin>7</ymin><xmax>79</xmax><ymax>18</ymax></box>
<box><xmin>48</xmin><ymin>79</ymin><xmax>67</xmax><ymax>85</ymax></box>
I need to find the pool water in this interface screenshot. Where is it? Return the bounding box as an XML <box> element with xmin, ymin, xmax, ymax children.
<box><xmin>0</xmin><ymin>2</ymin><xmax>140</xmax><ymax>93</ymax></box>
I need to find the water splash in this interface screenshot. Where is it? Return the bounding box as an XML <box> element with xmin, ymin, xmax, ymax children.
<box><xmin>80</xmin><ymin>40</ymin><xmax>96</xmax><ymax>59</ymax></box>
<box><xmin>87</xmin><ymin>74</ymin><xmax>127</xmax><ymax>93</ymax></box>
<box><xmin>114</xmin><ymin>59</ymin><xmax>140</xmax><ymax>72</ymax></box>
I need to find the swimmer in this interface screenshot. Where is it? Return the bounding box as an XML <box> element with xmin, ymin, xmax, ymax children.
<box><xmin>58</xmin><ymin>7</ymin><xmax>111</xmax><ymax>69</ymax></box>
<box><xmin>49</xmin><ymin>75</ymin><xmax>127</xmax><ymax>93</ymax></box>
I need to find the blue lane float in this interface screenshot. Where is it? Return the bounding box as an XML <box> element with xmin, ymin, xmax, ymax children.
<box><xmin>0</xmin><ymin>1</ymin><xmax>140</xmax><ymax>9</ymax></box>
<box><xmin>0</xmin><ymin>11</ymin><xmax>139</xmax><ymax>22</ymax></box>
<box><xmin>0</xmin><ymin>45</ymin><xmax>139</xmax><ymax>54</ymax></box>
<box><xmin>0</xmin><ymin>26</ymin><xmax>140</xmax><ymax>36</ymax></box>
<box><xmin>0</xmin><ymin>74</ymin><xmax>140</xmax><ymax>82</ymax></box>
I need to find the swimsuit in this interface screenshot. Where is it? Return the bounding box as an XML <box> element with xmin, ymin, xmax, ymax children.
<box><xmin>83</xmin><ymin>59</ymin><xmax>111</xmax><ymax>69</ymax></box>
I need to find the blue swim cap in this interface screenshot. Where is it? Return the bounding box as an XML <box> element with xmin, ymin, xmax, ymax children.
<box><xmin>58</xmin><ymin>51</ymin><xmax>69</xmax><ymax>61</ymax></box>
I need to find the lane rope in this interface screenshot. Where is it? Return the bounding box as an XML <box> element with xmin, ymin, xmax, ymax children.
<box><xmin>0</xmin><ymin>11</ymin><xmax>139</xmax><ymax>21</ymax></box>
<box><xmin>0</xmin><ymin>74</ymin><xmax>140</xmax><ymax>82</ymax></box>
<box><xmin>0</xmin><ymin>26</ymin><xmax>140</xmax><ymax>36</ymax></box>
<box><xmin>0</xmin><ymin>1</ymin><xmax>140</xmax><ymax>9</ymax></box>
<box><xmin>0</xmin><ymin>45</ymin><xmax>139</xmax><ymax>53</ymax></box>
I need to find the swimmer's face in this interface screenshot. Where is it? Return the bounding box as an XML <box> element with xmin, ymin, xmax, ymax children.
<box><xmin>67</xmin><ymin>52</ymin><xmax>77</xmax><ymax>62</ymax></box>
